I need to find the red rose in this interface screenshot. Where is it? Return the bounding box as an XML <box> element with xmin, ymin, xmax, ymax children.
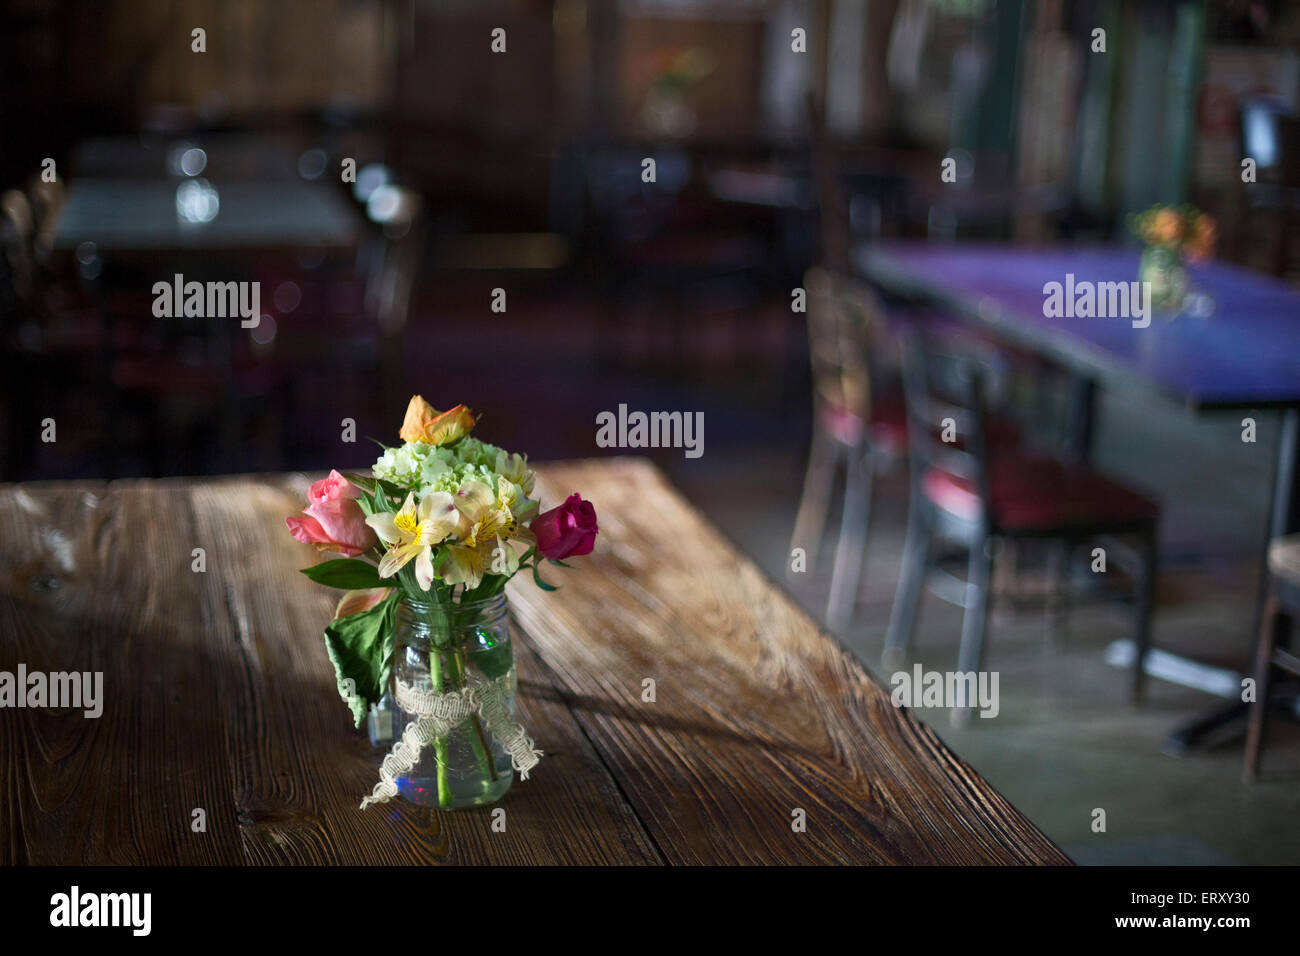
<box><xmin>531</xmin><ymin>493</ymin><xmax>598</xmax><ymax>560</ymax></box>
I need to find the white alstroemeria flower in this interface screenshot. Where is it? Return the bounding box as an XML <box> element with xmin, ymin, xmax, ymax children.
<box><xmin>365</xmin><ymin>492</ymin><xmax>459</xmax><ymax>590</ymax></box>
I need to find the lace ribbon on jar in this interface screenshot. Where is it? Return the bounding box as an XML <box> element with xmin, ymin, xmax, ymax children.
<box><xmin>359</xmin><ymin>668</ymin><xmax>542</xmax><ymax>810</ymax></box>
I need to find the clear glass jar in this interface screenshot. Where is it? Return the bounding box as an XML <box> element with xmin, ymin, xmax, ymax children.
<box><xmin>389</xmin><ymin>594</ymin><xmax>515</xmax><ymax>809</ymax></box>
<box><xmin>1140</xmin><ymin>245</ymin><xmax>1187</xmax><ymax>314</ymax></box>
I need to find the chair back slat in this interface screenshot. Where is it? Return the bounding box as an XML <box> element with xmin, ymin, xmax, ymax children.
<box><xmin>805</xmin><ymin>266</ymin><xmax>886</xmax><ymax>428</ymax></box>
<box><xmin>899</xmin><ymin>327</ymin><xmax>992</xmax><ymax>508</ymax></box>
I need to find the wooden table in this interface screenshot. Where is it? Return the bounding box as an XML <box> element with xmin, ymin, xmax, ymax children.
<box><xmin>0</xmin><ymin>458</ymin><xmax>1067</xmax><ymax>864</ymax></box>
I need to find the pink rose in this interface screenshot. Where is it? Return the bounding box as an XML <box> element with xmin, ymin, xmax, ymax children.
<box><xmin>308</xmin><ymin>470</ymin><xmax>359</xmax><ymax>507</ymax></box>
<box><xmin>531</xmin><ymin>493</ymin><xmax>598</xmax><ymax>560</ymax></box>
<box><xmin>286</xmin><ymin>470</ymin><xmax>377</xmax><ymax>557</ymax></box>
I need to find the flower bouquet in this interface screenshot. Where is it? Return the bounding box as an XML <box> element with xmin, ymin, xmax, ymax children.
<box><xmin>286</xmin><ymin>396</ymin><xmax>598</xmax><ymax>810</ymax></box>
<box><xmin>1131</xmin><ymin>204</ymin><xmax>1217</xmax><ymax>313</ymax></box>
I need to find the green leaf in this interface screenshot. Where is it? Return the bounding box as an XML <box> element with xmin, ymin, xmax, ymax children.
<box><xmin>531</xmin><ymin>562</ymin><xmax>558</xmax><ymax>592</ymax></box>
<box><xmin>341</xmin><ymin>472</ymin><xmax>406</xmax><ymax>501</ymax></box>
<box><xmin>300</xmin><ymin>558</ymin><xmax>385</xmax><ymax>590</ymax></box>
<box><xmin>341</xmin><ymin>472</ymin><xmax>376</xmax><ymax>493</ymax></box>
<box><xmin>323</xmin><ymin>592</ymin><xmax>398</xmax><ymax>727</ymax></box>
<box><xmin>548</xmin><ymin>558</ymin><xmax>575</xmax><ymax>569</ymax></box>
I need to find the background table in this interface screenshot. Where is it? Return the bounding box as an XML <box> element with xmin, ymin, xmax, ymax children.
<box><xmin>0</xmin><ymin>458</ymin><xmax>1067</xmax><ymax>864</ymax></box>
<box><xmin>857</xmin><ymin>242</ymin><xmax>1300</xmax><ymax>752</ymax></box>
<box><xmin>52</xmin><ymin>177</ymin><xmax>362</xmax><ymax>256</ymax></box>
<box><xmin>858</xmin><ymin>243</ymin><xmax>1300</xmax><ymax>411</ymax></box>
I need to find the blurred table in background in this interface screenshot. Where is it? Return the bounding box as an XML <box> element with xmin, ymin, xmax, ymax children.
<box><xmin>36</xmin><ymin>152</ymin><xmax>368</xmax><ymax>478</ymax></box>
<box><xmin>52</xmin><ymin>178</ymin><xmax>361</xmax><ymax>257</ymax></box>
<box><xmin>70</xmin><ymin>133</ymin><xmax>307</xmax><ymax>182</ymax></box>
<box><xmin>0</xmin><ymin>458</ymin><xmax>1068</xmax><ymax>864</ymax></box>
<box><xmin>859</xmin><ymin>244</ymin><xmax>1300</xmax><ymax>411</ymax></box>
<box><xmin>858</xmin><ymin>242</ymin><xmax>1300</xmax><ymax>752</ymax></box>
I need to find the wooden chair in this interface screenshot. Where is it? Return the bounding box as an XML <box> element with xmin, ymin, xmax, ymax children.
<box><xmin>883</xmin><ymin>329</ymin><xmax>1160</xmax><ymax>721</ymax></box>
<box><xmin>1</xmin><ymin>188</ymin><xmax>47</xmax><ymax>479</ymax></box>
<box><xmin>0</xmin><ymin>190</ymin><xmax>35</xmax><ymax>306</ymax></box>
<box><xmin>27</xmin><ymin>175</ymin><xmax>65</xmax><ymax>268</ymax></box>
<box><xmin>789</xmin><ymin>266</ymin><xmax>907</xmax><ymax>631</ymax></box>
<box><xmin>1243</xmin><ymin>534</ymin><xmax>1300</xmax><ymax>780</ymax></box>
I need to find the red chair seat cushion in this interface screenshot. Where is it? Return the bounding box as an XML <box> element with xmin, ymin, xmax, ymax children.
<box><xmin>922</xmin><ymin>455</ymin><xmax>1158</xmax><ymax>531</ymax></box>
<box><xmin>819</xmin><ymin>397</ymin><xmax>1020</xmax><ymax>457</ymax></box>
<box><xmin>817</xmin><ymin>398</ymin><xmax>909</xmax><ymax>449</ymax></box>
<box><xmin>868</xmin><ymin>394</ymin><xmax>908</xmax><ymax>453</ymax></box>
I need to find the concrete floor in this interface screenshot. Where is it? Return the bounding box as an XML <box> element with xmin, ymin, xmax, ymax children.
<box><xmin>670</xmin><ymin>389</ymin><xmax>1300</xmax><ymax>865</ymax></box>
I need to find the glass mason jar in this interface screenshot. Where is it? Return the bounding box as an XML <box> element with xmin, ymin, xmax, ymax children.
<box><xmin>389</xmin><ymin>594</ymin><xmax>515</xmax><ymax>809</ymax></box>
<box><xmin>1140</xmin><ymin>245</ymin><xmax>1187</xmax><ymax>314</ymax></box>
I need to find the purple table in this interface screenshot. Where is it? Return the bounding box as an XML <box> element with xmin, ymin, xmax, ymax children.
<box><xmin>858</xmin><ymin>243</ymin><xmax>1300</xmax><ymax>410</ymax></box>
<box><xmin>857</xmin><ymin>242</ymin><xmax>1300</xmax><ymax>751</ymax></box>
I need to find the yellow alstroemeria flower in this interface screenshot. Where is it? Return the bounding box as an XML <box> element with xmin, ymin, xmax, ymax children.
<box><xmin>365</xmin><ymin>492</ymin><xmax>460</xmax><ymax>590</ymax></box>
<box><xmin>494</xmin><ymin>449</ymin><xmax>536</xmax><ymax>496</ymax></box>
<box><xmin>441</xmin><ymin>534</ymin><xmax>529</xmax><ymax>589</ymax></box>
<box><xmin>398</xmin><ymin>395</ymin><xmax>476</xmax><ymax>446</ymax></box>
<box><xmin>455</xmin><ymin>479</ymin><xmax>538</xmax><ymax>544</ymax></box>
<box><xmin>452</xmin><ymin>480</ymin><xmax>511</xmax><ymax>546</ymax></box>
<box><xmin>438</xmin><ymin>541</ymin><xmax>491</xmax><ymax>589</ymax></box>
<box><xmin>439</xmin><ymin>479</ymin><xmax>537</xmax><ymax>589</ymax></box>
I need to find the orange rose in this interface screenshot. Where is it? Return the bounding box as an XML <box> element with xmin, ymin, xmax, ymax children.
<box><xmin>398</xmin><ymin>395</ymin><xmax>476</xmax><ymax>446</ymax></box>
<box><xmin>1152</xmin><ymin>209</ymin><xmax>1184</xmax><ymax>244</ymax></box>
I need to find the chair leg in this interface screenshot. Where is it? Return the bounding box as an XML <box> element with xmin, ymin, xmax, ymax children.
<box><xmin>883</xmin><ymin>496</ymin><xmax>931</xmax><ymax>670</ymax></box>
<box><xmin>827</xmin><ymin>445</ymin><xmax>874</xmax><ymax>632</ymax></box>
<box><xmin>1132</xmin><ymin>526</ymin><xmax>1158</xmax><ymax>703</ymax></box>
<box><xmin>789</xmin><ymin>429</ymin><xmax>839</xmax><ymax>581</ymax></box>
<box><xmin>954</xmin><ymin>536</ymin><xmax>994</xmax><ymax>725</ymax></box>
<box><xmin>1243</xmin><ymin>592</ymin><xmax>1282</xmax><ymax>782</ymax></box>
<box><xmin>1045</xmin><ymin>540</ymin><xmax>1069</xmax><ymax>644</ymax></box>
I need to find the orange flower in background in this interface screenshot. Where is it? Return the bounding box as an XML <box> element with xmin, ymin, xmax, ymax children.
<box><xmin>398</xmin><ymin>395</ymin><xmax>476</xmax><ymax>446</ymax></box>
<box><xmin>1186</xmin><ymin>215</ymin><xmax>1218</xmax><ymax>263</ymax></box>
<box><xmin>1151</xmin><ymin>208</ymin><xmax>1184</xmax><ymax>244</ymax></box>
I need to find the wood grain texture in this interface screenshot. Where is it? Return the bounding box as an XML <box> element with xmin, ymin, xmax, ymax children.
<box><xmin>512</xmin><ymin>458</ymin><xmax>1070</xmax><ymax>865</ymax></box>
<box><xmin>0</xmin><ymin>459</ymin><xmax>1067</xmax><ymax>864</ymax></box>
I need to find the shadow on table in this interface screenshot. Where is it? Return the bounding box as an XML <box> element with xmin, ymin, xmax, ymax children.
<box><xmin>517</xmin><ymin>677</ymin><xmax>813</xmax><ymax>757</ymax></box>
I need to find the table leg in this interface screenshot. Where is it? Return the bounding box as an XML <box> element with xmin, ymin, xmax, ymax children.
<box><xmin>1064</xmin><ymin>374</ymin><xmax>1096</xmax><ymax>461</ymax></box>
<box><xmin>1264</xmin><ymin>408</ymin><xmax>1300</xmax><ymax>557</ymax></box>
<box><xmin>1162</xmin><ymin>407</ymin><xmax>1300</xmax><ymax>754</ymax></box>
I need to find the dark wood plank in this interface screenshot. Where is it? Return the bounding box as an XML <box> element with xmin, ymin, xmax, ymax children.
<box><xmin>0</xmin><ymin>476</ymin><xmax>659</xmax><ymax>865</ymax></box>
<box><xmin>0</xmin><ymin>480</ymin><xmax>244</xmax><ymax>864</ymax></box>
<box><xmin>510</xmin><ymin>458</ymin><xmax>1070</xmax><ymax>864</ymax></box>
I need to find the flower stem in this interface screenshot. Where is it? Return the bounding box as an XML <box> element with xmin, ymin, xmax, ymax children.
<box><xmin>453</xmin><ymin>644</ymin><xmax>498</xmax><ymax>783</ymax></box>
<box><xmin>428</xmin><ymin>644</ymin><xmax>453</xmax><ymax>809</ymax></box>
